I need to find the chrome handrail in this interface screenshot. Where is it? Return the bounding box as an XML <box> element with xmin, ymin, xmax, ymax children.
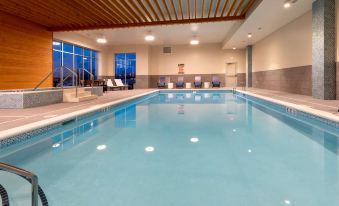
<box><xmin>83</xmin><ymin>68</ymin><xmax>94</xmax><ymax>89</ymax></box>
<box><xmin>61</xmin><ymin>66</ymin><xmax>78</xmax><ymax>97</ymax></box>
<box><xmin>33</xmin><ymin>71</ymin><xmax>53</xmax><ymax>91</ymax></box>
<box><xmin>0</xmin><ymin>162</ymin><xmax>38</xmax><ymax>206</ymax></box>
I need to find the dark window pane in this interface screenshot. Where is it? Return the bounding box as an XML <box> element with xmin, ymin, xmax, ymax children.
<box><xmin>63</xmin><ymin>43</ymin><xmax>73</xmax><ymax>53</ymax></box>
<box><xmin>74</xmin><ymin>46</ymin><xmax>83</xmax><ymax>55</ymax></box>
<box><xmin>91</xmin><ymin>58</ymin><xmax>97</xmax><ymax>79</ymax></box>
<box><xmin>53</xmin><ymin>41</ymin><xmax>62</xmax><ymax>51</ymax></box>
<box><xmin>84</xmin><ymin>57</ymin><xmax>90</xmax><ymax>80</ymax></box>
<box><xmin>84</xmin><ymin>48</ymin><xmax>90</xmax><ymax>57</ymax></box>
<box><xmin>63</xmin><ymin>53</ymin><xmax>74</xmax><ymax>86</ymax></box>
<box><xmin>92</xmin><ymin>51</ymin><xmax>97</xmax><ymax>58</ymax></box>
<box><xmin>126</xmin><ymin>53</ymin><xmax>136</xmax><ymax>60</ymax></box>
<box><xmin>75</xmin><ymin>55</ymin><xmax>83</xmax><ymax>79</ymax></box>
<box><xmin>53</xmin><ymin>51</ymin><xmax>62</xmax><ymax>86</ymax></box>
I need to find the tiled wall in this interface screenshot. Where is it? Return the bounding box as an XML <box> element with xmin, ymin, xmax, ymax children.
<box><xmin>252</xmin><ymin>66</ymin><xmax>312</xmax><ymax>96</ymax></box>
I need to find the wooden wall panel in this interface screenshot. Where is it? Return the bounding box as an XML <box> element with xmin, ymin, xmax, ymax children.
<box><xmin>0</xmin><ymin>11</ymin><xmax>52</xmax><ymax>90</ymax></box>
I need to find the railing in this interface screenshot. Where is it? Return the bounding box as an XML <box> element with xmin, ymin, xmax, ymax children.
<box><xmin>0</xmin><ymin>162</ymin><xmax>38</xmax><ymax>206</ymax></box>
<box><xmin>61</xmin><ymin>66</ymin><xmax>78</xmax><ymax>98</ymax></box>
<box><xmin>33</xmin><ymin>71</ymin><xmax>53</xmax><ymax>91</ymax></box>
<box><xmin>83</xmin><ymin>68</ymin><xmax>94</xmax><ymax>89</ymax></box>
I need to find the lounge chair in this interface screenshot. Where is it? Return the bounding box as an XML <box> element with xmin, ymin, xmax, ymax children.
<box><xmin>114</xmin><ymin>79</ymin><xmax>129</xmax><ymax>90</ymax></box>
<box><xmin>194</xmin><ymin>76</ymin><xmax>202</xmax><ymax>88</ymax></box>
<box><xmin>176</xmin><ymin>76</ymin><xmax>184</xmax><ymax>88</ymax></box>
<box><xmin>157</xmin><ymin>76</ymin><xmax>167</xmax><ymax>88</ymax></box>
<box><xmin>212</xmin><ymin>76</ymin><xmax>221</xmax><ymax>88</ymax></box>
<box><xmin>106</xmin><ymin>79</ymin><xmax>119</xmax><ymax>91</ymax></box>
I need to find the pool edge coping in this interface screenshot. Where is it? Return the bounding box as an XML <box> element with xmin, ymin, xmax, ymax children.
<box><xmin>0</xmin><ymin>90</ymin><xmax>159</xmax><ymax>140</ymax></box>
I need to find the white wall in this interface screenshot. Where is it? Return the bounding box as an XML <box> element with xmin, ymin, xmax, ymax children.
<box><xmin>252</xmin><ymin>11</ymin><xmax>312</xmax><ymax>72</ymax></box>
<box><xmin>150</xmin><ymin>44</ymin><xmax>246</xmax><ymax>75</ymax></box>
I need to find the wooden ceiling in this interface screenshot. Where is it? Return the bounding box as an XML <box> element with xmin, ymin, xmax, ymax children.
<box><xmin>0</xmin><ymin>0</ymin><xmax>257</xmax><ymax>31</ymax></box>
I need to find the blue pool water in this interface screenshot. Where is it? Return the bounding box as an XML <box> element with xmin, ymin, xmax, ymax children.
<box><xmin>0</xmin><ymin>91</ymin><xmax>339</xmax><ymax>206</ymax></box>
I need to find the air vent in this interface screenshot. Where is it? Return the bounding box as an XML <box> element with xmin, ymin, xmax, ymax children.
<box><xmin>163</xmin><ymin>47</ymin><xmax>172</xmax><ymax>54</ymax></box>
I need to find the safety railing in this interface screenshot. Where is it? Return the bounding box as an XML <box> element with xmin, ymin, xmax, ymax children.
<box><xmin>0</xmin><ymin>162</ymin><xmax>38</xmax><ymax>206</ymax></box>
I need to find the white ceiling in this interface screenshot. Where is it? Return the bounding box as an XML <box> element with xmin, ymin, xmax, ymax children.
<box><xmin>73</xmin><ymin>21</ymin><xmax>237</xmax><ymax>46</ymax></box>
<box><xmin>223</xmin><ymin>0</ymin><xmax>312</xmax><ymax>49</ymax></box>
<box><xmin>57</xmin><ymin>0</ymin><xmax>313</xmax><ymax>48</ymax></box>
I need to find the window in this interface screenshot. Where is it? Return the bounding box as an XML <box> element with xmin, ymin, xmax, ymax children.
<box><xmin>114</xmin><ymin>53</ymin><xmax>136</xmax><ymax>88</ymax></box>
<box><xmin>52</xmin><ymin>40</ymin><xmax>98</xmax><ymax>87</ymax></box>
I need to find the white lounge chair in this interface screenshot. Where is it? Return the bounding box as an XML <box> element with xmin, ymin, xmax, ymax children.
<box><xmin>106</xmin><ymin>79</ymin><xmax>119</xmax><ymax>91</ymax></box>
<box><xmin>114</xmin><ymin>79</ymin><xmax>129</xmax><ymax>90</ymax></box>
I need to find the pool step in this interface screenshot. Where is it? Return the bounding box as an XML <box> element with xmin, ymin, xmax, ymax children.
<box><xmin>63</xmin><ymin>88</ymin><xmax>98</xmax><ymax>103</ymax></box>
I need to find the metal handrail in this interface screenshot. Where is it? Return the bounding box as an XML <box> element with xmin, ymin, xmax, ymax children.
<box><xmin>0</xmin><ymin>162</ymin><xmax>38</xmax><ymax>206</ymax></box>
<box><xmin>61</xmin><ymin>66</ymin><xmax>78</xmax><ymax>97</ymax></box>
<box><xmin>83</xmin><ymin>68</ymin><xmax>94</xmax><ymax>89</ymax></box>
<box><xmin>57</xmin><ymin>73</ymin><xmax>72</xmax><ymax>88</ymax></box>
<box><xmin>33</xmin><ymin>71</ymin><xmax>53</xmax><ymax>91</ymax></box>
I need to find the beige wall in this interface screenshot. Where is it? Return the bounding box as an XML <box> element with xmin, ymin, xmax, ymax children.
<box><xmin>150</xmin><ymin>44</ymin><xmax>246</xmax><ymax>75</ymax></box>
<box><xmin>253</xmin><ymin>11</ymin><xmax>312</xmax><ymax>72</ymax></box>
<box><xmin>104</xmin><ymin>45</ymin><xmax>151</xmax><ymax>76</ymax></box>
<box><xmin>53</xmin><ymin>32</ymin><xmax>107</xmax><ymax>76</ymax></box>
<box><xmin>337</xmin><ymin>0</ymin><xmax>339</xmax><ymax>62</ymax></box>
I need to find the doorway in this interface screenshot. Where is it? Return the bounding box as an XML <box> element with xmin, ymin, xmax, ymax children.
<box><xmin>225</xmin><ymin>63</ymin><xmax>237</xmax><ymax>87</ymax></box>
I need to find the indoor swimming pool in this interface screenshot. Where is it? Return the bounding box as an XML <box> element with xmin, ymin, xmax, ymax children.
<box><xmin>0</xmin><ymin>91</ymin><xmax>338</xmax><ymax>206</ymax></box>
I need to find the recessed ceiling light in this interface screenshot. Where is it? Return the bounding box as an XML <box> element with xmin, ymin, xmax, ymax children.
<box><xmin>247</xmin><ymin>33</ymin><xmax>252</xmax><ymax>38</ymax></box>
<box><xmin>96</xmin><ymin>145</ymin><xmax>107</xmax><ymax>150</ymax></box>
<box><xmin>284</xmin><ymin>2</ymin><xmax>291</xmax><ymax>8</ymax></box>
<box><xmin>190</xmin><ymin>39</ymin><xmax>200</xmax><ymax>45</ymax></box>
<box><xmin>232</xmin><ymin>47</ymin><xmax>236</xmax><ymax>50</ymax></box>
<box><xmin>145</xmin><ymin>35</ymin><xmax>155</xmax><ymax>41</ymax></box>
<box><xmin>96</xmin><ymin>38</ymin><xmax>107</xmax><ymax>44</ymax></box>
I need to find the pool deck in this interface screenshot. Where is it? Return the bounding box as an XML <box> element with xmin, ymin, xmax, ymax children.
<box><xmin>0</xmin><ymin>88</ymin><xmax>338</xmax><ymax>139</ymax></box>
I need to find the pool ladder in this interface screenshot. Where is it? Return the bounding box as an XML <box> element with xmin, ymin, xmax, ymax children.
<box><xmin>0</xmin><ymin>162</ymin><xmax>48</xmax><ymax>206</ymax></box>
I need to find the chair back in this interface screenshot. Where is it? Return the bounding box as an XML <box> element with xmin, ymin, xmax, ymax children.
<box><xmin>212</xmin><ymin>75</ymin><xmax>219</xmax><ymax>83</ymax></box>
<box><xmin>195</xmin><ymin>76</ymin><xmax>201</xmax><ymax>83</ymax></box>
<box><xmin>114</xmin><ymin>79</ymin><xmax>124</xmax><ymax>86</ymax></box>
<box><xmin>107</xmin><ymin>79</ymin><xmax>114</xmax><ymax>87</ymax></box>
<box><xmin>159</xmin><ymin>76</ymin><xmax>166</xmax><ymax>83</ymax></box>
<box><xmin>178</xmin><ymin>76</ymin><xmax>184</xmax><ymax>83</ymax></box>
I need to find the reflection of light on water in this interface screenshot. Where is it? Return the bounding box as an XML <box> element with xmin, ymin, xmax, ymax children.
<box><xmin>204</xmin><ymin>93</ymin><xmax>211</xmax><ymax>98</ymax></box>
<box><xmin>168</xmin><ymin>93</ymin><xmax>174</xmax><ymax>99</ymax></box>
<box><xmin>52</xmin><ymin>143</ymin><xmax>60</xmax><ymax>148</ymax></box>
<box><xmin>145</xmin><ymin>146</ymin><xmax>155</xmax><ymax>152</ymax></box>
<box><xmin>96</xmin><ymin>145</ymin><xmax>107</xmax><ymax>150</ymax></box>
<box><xmin>185</xmin><ymin>93</ymin><xmax>192</xmax><ymax>98</ymax></box>
<box><xmin>190</xmin><ymin>137</ymin><xmax>199</xmax><ymax>143</ymax></box>
<box><xmin>284</xmin><ymin>200</ymin><xmax>291</xmax><ymax>205</ymax></box>
<box><xmin>248</xmin><ymin>149</ymin><xmax>252</xmax><ymax>153</ymax></box>
<box><xmin>177</xmin><ymin>104</ymin><xmax>185</xmax><ymax>114</ymax></box>
<box><xmin>232</xmin><ymin>129</ymin><xmax>236</xmax><ymax>132</ymax></box>
<box><xmin>194</xmin><ymin>95</ymin><xmax>201</xmax><ymax>101</ymax></box>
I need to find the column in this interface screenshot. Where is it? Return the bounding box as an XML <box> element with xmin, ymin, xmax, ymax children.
<box><xmin>246</xmin><ymin>45</ymin><xmax>253</xmax><ymax>88</ymax></box>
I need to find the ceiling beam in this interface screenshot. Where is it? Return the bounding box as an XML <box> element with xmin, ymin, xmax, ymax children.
<box><xmin>201</xmin><ymin>0</ymin><xmax>205</xmax><ymax>18</ymax></box>
<box><xmin>187</xmin><ymin>0</ymin><xmax>190</xmax><ymax>19</ymax></box>
<box><xmin>89</xmin><ymin>0</ymin><xmax>120</xmax><ymax>24</ymax></box>
<box><xmin>221</xmin><ymin>0</ymin><xmax>230</xmax><ymax>17</ymax></box>
<box><xmin>195</xmin><ymin>0</ymin><xmax>197</xmax><ymax>18</ymax></box>
<box><xmin>162</xmin><ymin>0</ymin><xmax>172</xmax><ymax>21</ymax></box>
<box><xmin>240</xmin><ymin>0</ymin><xmax>255</xmax><ymax>16</ymax></box>
<box><xmin>179</xmin><ymin>0</ymin><xmax>184</xmax><ymax>20</ymax></box>
<box><xmin>128</xmin><ymin>0</ymin><xmax>149</xmax><ymax>22</ymax></box>
<box><xmin>136</xmin><ymin>0</ymin><xmax>154</xmax><ymax>22</ymax></box>
<box><xmin>208</xmin><ymin>0</ymin><xmax>214</xmax><ymax>18</ymax></box>
<box><xmin>233</xmin><ymin>0</ymin><xmax>245</xmax><ymax>16</ymax></box>
<box><xmin>154</xmin><ymin>0</ymin><xmax>166</xmax><ymax>21</ymax></box>
<box><xmin>114</xmin><ymin>0</ymin><xmax>139</xmax><ymax>23</ymax></box>
<box><xmin>227</xmin><ymin>0</ymin><xmax>238</xmax><ymax>16</ymax></box>
<box><xmin>170</xmin><ymin>0</ymin><xmax>178</xmax><ymax>20</ymax></box>
<box><xmin>214</xmin><ymin>0</ymin><xmax>222</xmax><ymax>17</ymax></box>
<box><xmin>145</xmin><ymin>0</ymin><xmax>160</xmax><ymax>21</ymax></box>
<box><xmin>120</xmin><ymin>1</ymin><xmax>143</xmax><ymax>23</ymax></box>
<box><xmin>50</xmin><ymin>15</ymin><xmax>245</xmax><ymax>31</ymax></box>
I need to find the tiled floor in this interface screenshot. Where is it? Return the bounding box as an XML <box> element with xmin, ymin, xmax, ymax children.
<box><xmin>0</xmin><ymin>89</ymin><xmax>155</xmax><ymax>131</ymax></box>
<box><xmin>240</xmin><ymin>88</ymin><xmax>339</xmax><ymax>115</ymax></box>
<box><xmin>0</xmin><ymin>88</ymin><xmax>338</xmax><ymax>132</ymax></box>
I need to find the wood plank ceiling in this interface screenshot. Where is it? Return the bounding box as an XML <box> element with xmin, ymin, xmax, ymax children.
<box><xmin>0</xmin><ymin>0</ymin><xmax>257</xmax><ymax>31</ymax></box>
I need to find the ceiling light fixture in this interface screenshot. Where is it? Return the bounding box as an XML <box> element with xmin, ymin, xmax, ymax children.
<box><xmin>96</xmin><ymin>36</ymin><xmax>107</xmax><ymax>44</ymax></box>
<box><xmin>248</xmin><ymin>33</ymin><xmax>252</xmax><ymax>38</ymax></box>
<box><xmin>284</xmin><ymin>0</ymin><xmax>297</xmax><ymax>8</ymax></box>
<box><xmin>190</xmin><ymin>40</ymin><xmax>199</xmax><ymax>45</ymax></box>
<box><xmin>145</xmin><ymin>31</ymin><xmax>155</xmax><ymax>41</ymax></box>
<box><xmin>233</xmin><ymin>47</ymin><xmax>237</xmax><ymax>50</ymax></box>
